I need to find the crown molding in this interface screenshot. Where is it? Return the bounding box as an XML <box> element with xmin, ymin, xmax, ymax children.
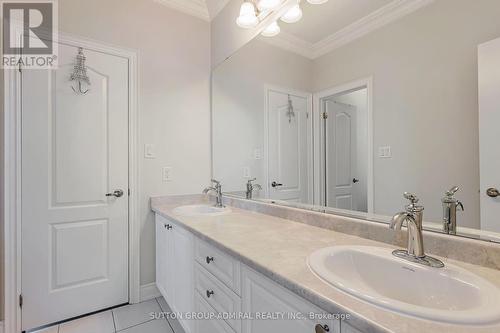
<box><xmin>208</xmin><ymin>0</ymin><xmax>231</xmax><ymax>20</ymax></box>
<box><xmin>154</xmin><ymin>0</ymin><xmax>210</xmax><ymax>21</ymax></box>
<box><xmin>266</xmin><ymin>0</ymin><xmax>435</xmax><ymax>59</ymax></box>
<box><xmin>259</xmin><ymin>32</ymin><xmax>315</xmax><ymax>59</ymax></box>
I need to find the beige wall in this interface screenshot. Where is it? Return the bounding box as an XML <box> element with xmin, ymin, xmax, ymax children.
<box><xmin>313</xmin><ymin>0</ymin><xmax>500</xmax><ymax>226</ymax></box>
<box><xmin>59</xmin><ymin>0</ymin><xmax>211</xmax><ymax>286</ymax></box>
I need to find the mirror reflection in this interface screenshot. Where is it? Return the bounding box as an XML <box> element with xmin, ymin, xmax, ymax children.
<box><xmin>212</xmin><ymin>0</ymin><xmax>500</xmax><ymax>241</ymax></box>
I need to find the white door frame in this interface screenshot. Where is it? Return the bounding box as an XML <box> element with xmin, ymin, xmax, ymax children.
<box><xmin>3</xmin><ymin>33</ymin><xmax>140</xmax><ymax>333</ymax></box>
<box><xmin>313</xmin><ymin>77</ymin><xmax>374</xmax><ymax>213</ymax></box>
<box><xmin>263</xmin><ymin>85</ymin><xmax>314</xmax><ymax>202</ymax></box>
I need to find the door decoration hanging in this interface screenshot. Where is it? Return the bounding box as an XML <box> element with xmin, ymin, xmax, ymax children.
<box><xmin>286</xmin><ymin>94</ymin><xmax>296</xmax><ymax>123</ymax></box>
<box><xmin>70</xmin><ymin>47</ymin><xmax>91</xmax><ymax>95</ymax></box>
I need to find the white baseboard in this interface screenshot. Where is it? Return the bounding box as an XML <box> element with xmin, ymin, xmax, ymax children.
<box><xmin>140</xmin><ymin>282</ymin><xmax>161</xmax><ymax>302</ymax></box>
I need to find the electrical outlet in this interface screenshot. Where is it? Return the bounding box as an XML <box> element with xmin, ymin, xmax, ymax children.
<box><xmin>162</xmin><ymin>167</ymin><xmax>173</xmax><ymax>182</ymax></box>
<box><xmin>243</xmin><ymin>167</ymin><xmax>251</xmax><ymax>178</ymax></box>
<box><xmin>379</xmin><ymin>146</ymin><xmax>392</xmax><ymax>158</ymax></box>
<box><xmin>144</xmin><ymin>144</ymin><xmax>155</xmax><ymax>159</ymax></box>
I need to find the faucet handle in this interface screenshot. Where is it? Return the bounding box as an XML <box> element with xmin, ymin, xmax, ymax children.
<box><xmin>403</xmin><ymin>192</ymin><xmax>419</xmax><ymax>204</ymax></box>
<box><xmin>211</xmin><ymin>179</ymin><xmax>221</xmax><ymax>186</ymax></box>
<box><xmin>445</xmin><ymin>186</ymin><xmax>459</xmax><ymax>197</ymax></box>
<box><xmin>247</xmin><ymin>178</ymin><xmax>257</xmax><ymax>184</ymax></box>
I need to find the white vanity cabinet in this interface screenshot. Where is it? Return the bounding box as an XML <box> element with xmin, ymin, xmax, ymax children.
<box><xmin>241</xmin><ymin>266</ymin><xmax>339</xmax><ymax>333</ymax></box>
<box><xmin>155</xmin><ymin>215</ymin><xmax>194</xmax><ymax>333</ymax></box>
<box><xmin>155</xmin><ymin>214</ymin><xmax>349</xmax><ymax>333</ymax></box>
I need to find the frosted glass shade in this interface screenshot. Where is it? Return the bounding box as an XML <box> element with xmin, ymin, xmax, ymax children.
<box><xmin>261</xmin><ymin>21</ymin><xmax>281</xmax><ymax>37</ymax></box>
<box><xmin>280</xmin><ymin>4</ymin><xmax>302</xmax><ymax>23</ymax></box>
<box><xmin>236</xmin><ymin>2</ymin><xmax>258</xmax><ymax>28</ymax></box>
<box><xmin>258</xmin><ymin>0</ymin><xmax>281</xmax><ymax>11</ymax></box>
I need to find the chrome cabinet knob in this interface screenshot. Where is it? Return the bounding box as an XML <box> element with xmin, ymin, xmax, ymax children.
<box><xmin>206</xmin><ymin>256</ymin><xmax>214</xmax><ymax>264</ymax></box>
<box><xmin>106</xmin><ymin>189</ymin><xmax>124</xmax><ymax>198</ymax></box>
<box><xmin>487</xmin><ymin>188</ymin><xmax>500</xmax><ymax>198</ymax></box>
<box><xmin>271</xmin><ymin>181</ymin><xmax>283</xmax><ymax>188</ymax></box>
<box><xmin>206</xmin><ymin>290</ymin><xmax>214</xmax><ymax>298</ymax></box>
<box><xmin>315</xmin><ymin>324</ymin><xmax>330</xmax><ymax>332</ymax></box>
<box><xmin>353</xmin><ymin>178</ymin><xmax>359</xmax><ymax>183</ymax></box>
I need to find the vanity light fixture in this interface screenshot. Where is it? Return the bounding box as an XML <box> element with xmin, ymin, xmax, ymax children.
<box><xmin>237</xmin><ymin>0</ymin><xmax>328</xmax><ymax>37</ymax></box>
<box><xmin>257</xmin><ymin>0</ymin><xmax>282</xmax><ymax>11</ymax></box>
<box><xmin>236</xmin><ymin>1</ymin><xmax>259</xmax><ymax>28</ymax></box>
<box><xmin>261</xmin><ymin>21</ymin><xmax>281</xmax><ymax>37</ymax></box>
<box><xmin>280</xmin><ymin>4</ymin><xmax>302</xmax><ymax>23</ymax></box>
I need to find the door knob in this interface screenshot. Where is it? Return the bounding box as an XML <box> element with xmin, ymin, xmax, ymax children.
<box><xmin>271</xmin><ymin>181</ymin><xmax>283</xmax><ymax>188</ymax></box>
<box><xmin>353</xmin><ymin>178</ymin><xmax>359</xmax><ymax>183</ymax></box>
<box><xmin>106</xmin><ymin>189</ymin><xmax>124</xmax><ymax>198</ymax></box>
<box><xmin>315</xmin><ymin>324</ymin><xmax>330</xmax><ymax>333</ymax></box>
<box><xmin>487</xmin><ymin>188</ymin><xmax>500</xmax><ymax>198</ymax></box>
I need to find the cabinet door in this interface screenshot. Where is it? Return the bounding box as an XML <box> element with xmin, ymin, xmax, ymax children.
<box><xmin>155</xmin><ymin>215</ymin><xmax>168</xmax><ymax>297</ymax></box>
<box><xmin>242</xmin><ymin>266</ymin><xmax>339</xmax><ymax>333</ymax></box>
<box><xmin>172</xmin><ymin>223</ymin><xmax>195</xmax><ymax>333</ymax></box>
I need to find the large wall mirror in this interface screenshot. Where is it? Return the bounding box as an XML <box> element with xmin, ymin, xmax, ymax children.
<box><xmin>212</xmin><ymin>0</ymin><xmax>500</xmax><ymax>242</ymax></box>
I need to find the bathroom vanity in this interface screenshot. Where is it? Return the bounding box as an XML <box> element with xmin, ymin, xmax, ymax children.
<box><xmin>151</xmin><ymin>195</ymin><xmax>500</xmax><ymax>333</ymax></box>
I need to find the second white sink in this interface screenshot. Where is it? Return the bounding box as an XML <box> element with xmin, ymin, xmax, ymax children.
<box><xmin>308</xmin><ymin>245</ymin><xmax>500</xmax><ymax>325</ymax></box>
<box><xmin>172</xmin><ymin>204</ymin><xmax>231</xmax><ymax>217</ymax></box>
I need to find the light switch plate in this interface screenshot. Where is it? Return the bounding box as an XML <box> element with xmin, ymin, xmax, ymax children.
<box><xmin>379</xmin><ymin>146</ymin><xmax>392</xmax><ymax>158</ymax></box>
<box><xmin>144</xmin><ymin>144</ymin><xmax>155</xmax><ymax>159</ymax></box>
<box><xmin>162</xmin><ymin>167</ymin><xmax>173</xmax><ymax>182</ymax></box>
<box><xmin>254</xmin><ymin>148</ymin><xmax>263</xmax><ymax>160</ymax></box>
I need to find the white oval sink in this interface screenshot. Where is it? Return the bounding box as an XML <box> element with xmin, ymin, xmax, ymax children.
<box><xmin>172</xmin><ymin>204</ymin><xmax>231</xmax><ymax>217</ymax></box>
<box><xmin>308</xmin><ymin>246</ymin><xmax>500</xmax><ymax>325</ymax></box>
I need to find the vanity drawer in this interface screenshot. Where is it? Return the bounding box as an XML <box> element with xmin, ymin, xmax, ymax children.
<box><xmin>194</xmin><ymin>292</ymin><xmax>235</xmax><ymax>333</ymax></box>
<box><xmin>195</xmin><ymin>238</ymin><xmax>241</xmax><ymax>294</ymax></box>
<box><xmin>195</xmin><ymin>263</ymin><xmax>241</xmax><ymax>332</ymax></box>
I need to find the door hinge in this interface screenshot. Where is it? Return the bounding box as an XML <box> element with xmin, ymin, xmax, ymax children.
<box><xmin>322</xmin><ymin>112</ymin><xmax>328</xmax><ymax>119</ymax></box>
<box><xmin>128</xmin><ymin>189</ymin><xmax>131</xmax><ymax>196</ymax></box>
<box><xmin>19</xmin><ymin>294</ymin><xmax>23</xmax><ymax>308</ymax></box>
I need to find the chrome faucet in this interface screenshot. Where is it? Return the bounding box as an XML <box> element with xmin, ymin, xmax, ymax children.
<box><xmin>245</xmin><ymin>178</ymin><xmax>262</xmax><ymax>199</ymax></box>
<box><xmin>390</xmin><ymin>192</ymin><xmax>444</xmax><ymax>268</ymax></box>
<box><xmin>442</xmin><ymin>186</ymin><xmax>464</xmax><ymax>235</ymax></box>
<box><xmin>203</xmin><ymin>179</ymin><xmax>224</xmax><ymax>208</ymax></box>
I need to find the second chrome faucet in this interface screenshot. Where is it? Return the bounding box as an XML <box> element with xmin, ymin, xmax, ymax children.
<box><xmin>390</xmin><ymin>192</ymin><xmax>444</xmax><ymax>268</ymax></box>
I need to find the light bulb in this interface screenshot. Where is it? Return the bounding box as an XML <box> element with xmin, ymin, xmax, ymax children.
<box><xmin>280</xmin><ymin>4</ymin><xmax>302</xmax><ymax>23</ymax></box>
<box><xmin>306</xmin><ymin>0</ymin><xmax>329</xmax><ymax>4</ymax></box>
<box><xmin>261</xmin><ymin>21</ymin><xmax>281</xmax><ymax>37</ymax></box>
<box><xmin>258</xmin><ymin>0</ymin><xmax>281</xmax><ymax>11</ymax></box>
<box><xmin>236</xmin><ymin>2</ymin><xmax>258</xmax><ymax>28</ymax></box>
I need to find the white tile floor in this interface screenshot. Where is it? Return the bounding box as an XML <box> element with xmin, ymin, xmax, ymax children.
<box><xmin>33</xmin><ymin>297</ymin><xmax>184</xmax><ymax>333</ymax></box>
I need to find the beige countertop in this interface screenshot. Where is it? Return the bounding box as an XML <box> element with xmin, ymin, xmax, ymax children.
<box><xmin>151</xmin><ymin>195</ymin><xmax>500</xmax><ymax>333</ymax></box>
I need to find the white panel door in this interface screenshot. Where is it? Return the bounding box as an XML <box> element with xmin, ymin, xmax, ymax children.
<box><xmin>21</xmin><ymin>41</ymin><xmax>129</xmax><ymax>330</ymax></box>
<box><xmin>479</xmin><ymin>37</ymin><xmax>500</xmax><ymax>233</ymax></box>
<box><xmin>267</xmin><ymin>89</ymin><xmax>310</xmax><ymax>203</ymax></box>
<box><xmin>325</xmin><ymin>100</ymin><xmax>358</xmax><ymax>210</ymax></box>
